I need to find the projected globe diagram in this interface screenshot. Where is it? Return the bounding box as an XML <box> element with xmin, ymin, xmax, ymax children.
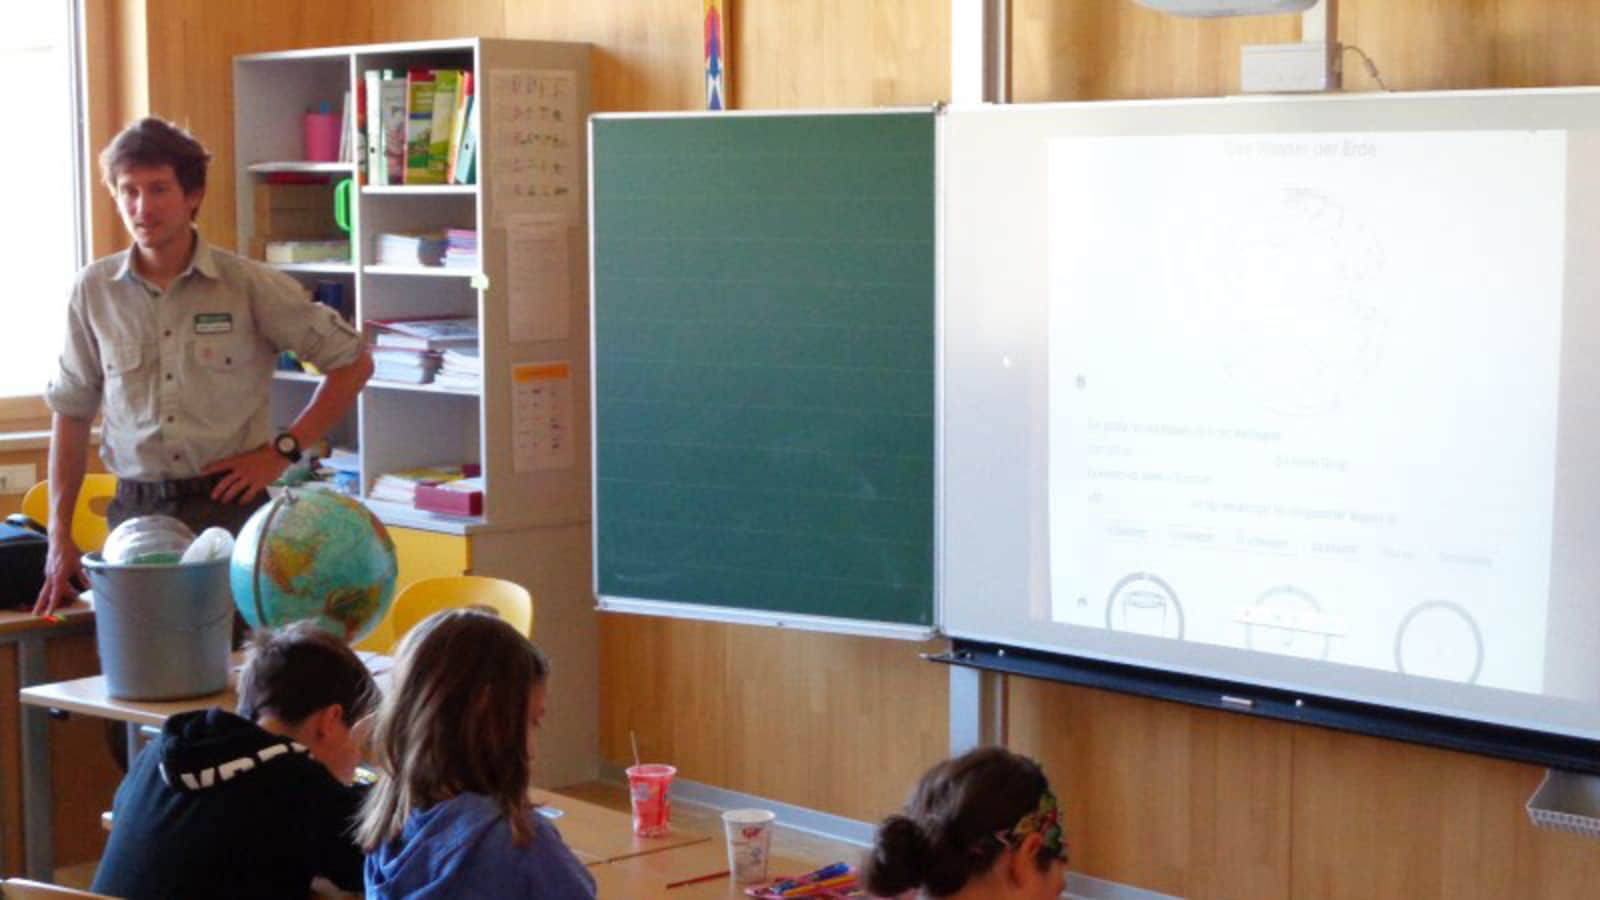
<box><xmin>1241</xmin><ymin>584</ymin><xmax>1333</xmax><ymax>660</ymax></box>
<box><xmin>1105</xmin><ymin>572</ymin><xmax>1185</xmax><ymax>639</ymax></box>
<box><xmin>1176</xmin><ymin>187</ymin><xmax>1387</xmax><ymax>417</ymax></box>
<box><xmin>1394</xmin><ymin>600</ymin><xmax>1484</xmax><ymax>684</ymax></box>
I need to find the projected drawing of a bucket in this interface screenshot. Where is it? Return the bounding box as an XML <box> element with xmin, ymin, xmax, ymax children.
<box><xmin>83</xmin><ymin>553</ymin><xmax>233</xmax><ymax>700</ymax></box>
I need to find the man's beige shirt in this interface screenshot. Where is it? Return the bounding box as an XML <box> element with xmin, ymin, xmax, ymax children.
<box><xmin>45</xmin><ymin>234</ymin><xmax>362</xmax><ymax>480</ymax></box>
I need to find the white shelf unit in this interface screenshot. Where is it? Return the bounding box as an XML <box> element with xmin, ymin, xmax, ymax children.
<box><xmin>234</xmin><ymin>39</ymin><xmax>595</xmax><ymax>537</ymax></box>
<box><xmin>235</xmin><ymin>40</ymin><xmax>600</xmax><ymax>788</ymax></box>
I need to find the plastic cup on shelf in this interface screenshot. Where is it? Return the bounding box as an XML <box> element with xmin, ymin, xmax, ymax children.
<box><xmin>722</xmin><ymin>808</ymin><xmax>777</xmax><ymax>884</ymax></box>
<box><xmin>625</xmin><ymin>764</ymin><xmax>676</xmax><ymax>837</ymax></box>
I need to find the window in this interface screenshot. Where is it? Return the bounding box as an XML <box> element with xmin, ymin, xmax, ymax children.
<box><xmin>0</xmin><ymin>4</ymin><xmax>87</xmax><ymax>400</ymax></box>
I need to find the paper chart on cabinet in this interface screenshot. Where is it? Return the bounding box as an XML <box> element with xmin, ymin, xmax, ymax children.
<box><xmin>488</xmin><ymin>68</ymin><xmax>580</xmax><ymax>226</ymax></box>
<box><xmin>511</xmin><ymin>360</ymin><xmax>575</xmax><ymax>473</ymax></box>
<box><xmin>505</xmin><ymin>214</ymin><xmax>570</xmax><ymax>342</ymax></box>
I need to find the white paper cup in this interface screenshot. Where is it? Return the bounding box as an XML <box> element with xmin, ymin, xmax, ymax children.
<box><xmin>722</xmin><ymin>808</ymin><xmax>777</xmax><ymax>884</ymax></box>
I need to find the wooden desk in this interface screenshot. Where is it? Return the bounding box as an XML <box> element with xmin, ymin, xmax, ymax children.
<box><xmin>0</xmin><ymin>603</ymin><xmax>96</xmax><ymax>880</ymax></box>
<box><xmin>529</xmin><ymin>788</ymin><xmax>710</xmax><ymax>865</ymax></box>
<box><xmin>590</xmin><ymin>835</ymin><xmax>848</xmax><ymax>899</ymax></box>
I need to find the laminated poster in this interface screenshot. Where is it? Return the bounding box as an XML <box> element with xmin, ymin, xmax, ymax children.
<box><xmin>511</xmin><ymin>360</ymin><xmax>575</xmax><ymax>473</ymax></box>
<box><xmin>505</xmin><ymin>213</ymin><xmax>571</xmax><ymax>342</ymax></box>
<box><xmin>488</xmin><ymin>69</ymin><xmax>580</xmax><ymax>226</ymax></box>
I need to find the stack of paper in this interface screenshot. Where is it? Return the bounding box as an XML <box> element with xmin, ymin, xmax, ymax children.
<box><xmin>442</xmin><ymin>228</ymin><xmax>478</xmax><ymax>269</ymax></box>
<box><xmin>369</xmin><ymin>316</ymin><xmax>478</xmax><ymax>351</ymax></box>
<box><xmin>432</xmin><ymin>346</ymin><xmax>481</xmax><ymax>391</ymax></box>
<box><xmin>371</xmin><ymin>347</ymin><xmax>441</xmax><ymax>384</ymax></box>
<box><xmin>374</xmin><ymin>231</ymin><xmax>447</xmax><ymax>267</ymax></box>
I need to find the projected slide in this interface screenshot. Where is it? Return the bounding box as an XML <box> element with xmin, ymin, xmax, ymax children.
<box><xmin>1046</xmin><ymin>131</ymin><xmax>1566</xmax><ymax>693</ymax></box>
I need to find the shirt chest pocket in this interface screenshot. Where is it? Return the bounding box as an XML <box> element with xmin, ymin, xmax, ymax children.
<box><xmin>192</xmin><ymin>335</ymin><xmax>259</xmax><ymax>371</ymax></box>
<box><xmin>101</xmin><ymin>340</ymin><xmax>156</xmax><ymax>421</ymax></box>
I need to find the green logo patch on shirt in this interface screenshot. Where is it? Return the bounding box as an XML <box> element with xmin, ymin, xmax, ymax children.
<box><xmin>194</xmin><ymin>312</ymin><xmax>233</xmax><ymax>334</ymax></box>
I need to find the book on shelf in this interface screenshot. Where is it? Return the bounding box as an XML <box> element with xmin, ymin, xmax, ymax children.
<box><xmin>427</xmin><ymin>69</ymin><xmax>462</xmax><ymax>183</ymax></box>
<box><xmin>368</xmin><ymin>462</ymin><xmax>481</xmax><ymax>506</ymax></box>
<box><xmin>404</xmin><ymin>68</ymin><xmax>440</xmax><ymax>185</ymax></box>
<box><xmin>265</xmin><ymin>239</ymin><xmax>350</xmax><ymax>264</ymax></box>
<box><xmin>368</xmin><ymin>316</ymin><xmax>479</xmax><ymax>351</ymax></box>
<box><xmin>337</xmin><ymin>90</ymin><xmax>353</xmax><ymax>163</ymax></box>
<box><xmin>445</xmin><ymin>72</ymin><xmax>474</xmax><ymax>183</ymax></box>
<box><xmin>373</xmin><ymin>231</ymin><xmax>448</xmax><ymax>267</ymax></box>
<box><xmin>452</xmin><ymin>93</ymin><xmax>479</xmax><ymax>185</ymax></box>
<box><xmin>415</xmin><ymin>476</ymin><xmax>484</xmax><ymax>517</ymax></box>
<box><xmin>379</xmin><ymin>74</ymin><xmax>408</xmax><ymax>185</ymax></box>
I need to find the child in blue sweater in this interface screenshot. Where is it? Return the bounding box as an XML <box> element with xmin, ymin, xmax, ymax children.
<box><xmin>357</xmin><ymin>608</ymin><xmax>596</xmax><ymax>899</ymax></box>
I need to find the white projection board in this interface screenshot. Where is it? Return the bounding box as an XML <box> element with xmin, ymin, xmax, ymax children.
<box><xmin>939</xmin><ymin>89</ymin><xmax>1600</xmax><ymax>752</ymax></box>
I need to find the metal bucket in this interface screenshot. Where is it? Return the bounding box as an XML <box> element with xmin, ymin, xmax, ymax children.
<box><xmin>83</xmin><ymin>552</ymin><xmax>234</xmax><ymax>700</ymax></box>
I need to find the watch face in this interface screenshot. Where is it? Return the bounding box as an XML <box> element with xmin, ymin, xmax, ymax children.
<box><xmin>275</xmin><ymin>434</ymin><xmax>299</xmax><ymax>456</ymax></box>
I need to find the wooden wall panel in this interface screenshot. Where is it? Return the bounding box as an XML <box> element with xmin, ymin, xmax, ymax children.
<box><xmin>1290</xmin><ymin>727</ymin><xmax>1600</xmax><ymax>900</ymax></box>
<box><xmin>1009</xmin><ymin>678</ymin><xmax>1293</xmax><ymax>900</ymax></box>
<box><xmin>737</xmin><ymin>0</ymin><xmax>949</xmax><ymax>108</ymax></box>
<box><xmin>599</xmin><ymin>615</ymin><xmax>948</xmax><ymax>824</ymax></box>
<box><xmin>1011</xmin><ymin>0</ymin><xmax>1297</xmax><ymax>101</ymax></box>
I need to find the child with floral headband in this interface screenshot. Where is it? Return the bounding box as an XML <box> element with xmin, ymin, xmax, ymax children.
<box><xmin>861</xmin><ymin>747</ymin><xmax>1068</xmax><ymax>899</ymax></box>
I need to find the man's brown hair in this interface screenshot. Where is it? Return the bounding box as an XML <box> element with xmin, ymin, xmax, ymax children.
<box><xmin>236</xmin><ymin>621</ymin><xmax>378</xmax><ymax>727</ymax></box>
<box><xmin>99</xmin><ymin>117</ymin><xmax>211</xmax><ymax>195</ymax></box>
<box><xmin>357</xmin><ymin>609</ymin><xmax>550</xmax><ymax>850</ymax></box>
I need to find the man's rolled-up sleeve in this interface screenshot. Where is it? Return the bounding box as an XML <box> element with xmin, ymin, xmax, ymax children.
<box><xmin>253</xmin><ymin>268</ymin><xmax>363</xmax><ymax>372</ymax></box>
<box><xmin>44</xmin><ymin>284</ymin><xmax>103</xmax><ymax>420</ymax></box>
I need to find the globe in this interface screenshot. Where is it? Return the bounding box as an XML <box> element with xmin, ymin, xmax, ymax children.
<box><xmin>230</xmin><ymin>488</ymin><xmax>398</xmax><ymax>643</ymax></box>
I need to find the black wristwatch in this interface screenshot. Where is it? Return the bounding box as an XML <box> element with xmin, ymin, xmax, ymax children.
<box><xmin>272</xmin><ymin>432</ymin><xmax>303</xmax><ymax>463</ymax></box>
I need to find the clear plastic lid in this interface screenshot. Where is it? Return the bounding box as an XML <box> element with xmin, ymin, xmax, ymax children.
<box><xmin>102</xmin><ymin>515</ymin><xmax>196</xmax><ymax>565</ymax></box>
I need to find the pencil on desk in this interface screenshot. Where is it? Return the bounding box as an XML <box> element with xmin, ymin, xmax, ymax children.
<box><xmin>665</xmin><ymin>869</ymin><xmax>730</xmax><ymax>889</ymax></box>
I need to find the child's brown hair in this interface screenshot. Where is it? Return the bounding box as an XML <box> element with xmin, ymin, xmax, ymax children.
<box><xmin>356</xmin><ymin>609</ymin><xmax>550</xmax><ymax>850</ymax></box>
<box><xmin>235</xmin><ymin>620</ymin><xmax>377</xmax><ymax>727</ymax></box>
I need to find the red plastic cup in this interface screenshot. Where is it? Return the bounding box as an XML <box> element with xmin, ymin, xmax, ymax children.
<box><xmin>625</xmin><ymin>764</ymin><xmax>676</xmax><ymax>837</ymax></box>
<box><xmin>302</xmin><ymin>111</ymin><xmax>340</xmax><ymax>162</ymax></box>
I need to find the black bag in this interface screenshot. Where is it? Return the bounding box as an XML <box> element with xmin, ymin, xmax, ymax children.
<box><xmin>1</xmin><ymin>514</ymin><xmax>47</xmax><ymax>610</ymax></box>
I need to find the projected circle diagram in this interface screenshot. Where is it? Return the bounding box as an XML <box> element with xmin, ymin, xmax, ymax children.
<box><xmin>1243</xmin><ymin>585</ymin><xmax>1333</xmax><ymax>660</ymax></box>
<box><xmin>1104</xmin><ymin>572</ymin><xmax>1185</xmax><ymax>639</ymax></box>
<box><xmin>1169</xmin><ymin>187</ymin><xmax>1388</xmax><ymax>417</ymax></box>
<box><xmin>1393</xmin><ymin>600</ymin><xmax>1484</xmax><ymax>684</ymax></box>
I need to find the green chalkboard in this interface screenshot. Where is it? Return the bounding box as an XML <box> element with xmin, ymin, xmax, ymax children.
<box><xmin>591</xmin><ymin>111</ymin><xmax>935</xmax><ymax>631</ymax></box>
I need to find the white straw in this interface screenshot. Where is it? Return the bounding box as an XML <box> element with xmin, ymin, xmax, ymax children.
<box><xmin>630</xmin><ymin>730</ymin><xmax>642</xmax><ymax>768</ymax></box>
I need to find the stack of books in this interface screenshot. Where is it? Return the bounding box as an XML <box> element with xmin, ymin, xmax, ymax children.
<box><xmin>367</xmin><ymin>463</ymin><xmax>481</xmax><ymax>507</ymax></box>
<box><xmin>415</xmin><ymin>475</ymin><xmax>485</xmax><ymax>516</ymax></box>
<box><xmin>368</xmin><ymin>461</ymin><xmax>480</xmax><ymax>512</ymax></box>
<box><xmin>442</xmin><ymin>228</ymin><xmax>478</xmax><ymax>269</ymax></box>
<box><xmin>374</xmin><ymin>231</ymin><xmax>447</xmax><ymax>267</ymax></box>
<box><xmin>433</xmin><ymin>346</ymin><xmax>481</xmax><ymax>391</ymax></box>
<box><xmin>371</xmin><ymin>347</ymin><xmax>441</xmax><ymax>384</ymax></box>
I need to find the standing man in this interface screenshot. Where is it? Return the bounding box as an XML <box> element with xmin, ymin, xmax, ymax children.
<box><xmin>35</xmin><ymin>117</ymin><xmax>373</xmax><ymax>614</ymax></box>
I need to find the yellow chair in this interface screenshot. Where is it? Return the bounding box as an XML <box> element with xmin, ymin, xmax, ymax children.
<box><xmin>388</xmin><ymin>575</ymin><xmax>535</xmax><ymax>643</ymax></box>
<box><xmin>20</xmin><ymin>474</ymin><xmax>118</xmax><ymax>552</ymax></box>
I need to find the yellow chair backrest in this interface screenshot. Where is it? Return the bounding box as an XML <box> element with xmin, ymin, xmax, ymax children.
<box><xmin>20</xmin><ymin>474</ymin><xmax>118</xmax><ymax>553</ymax></box>
<box><xmin>389</xmin><ymin>575</ymin><xmax>534</xmax><ymax>642</ymax></box>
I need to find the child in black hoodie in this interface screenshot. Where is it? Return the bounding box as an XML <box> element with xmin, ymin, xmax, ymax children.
<box><xmin>92</xmin><ymin>621</ymin><xmax>378</xmax><ymax>900</ymax></box>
